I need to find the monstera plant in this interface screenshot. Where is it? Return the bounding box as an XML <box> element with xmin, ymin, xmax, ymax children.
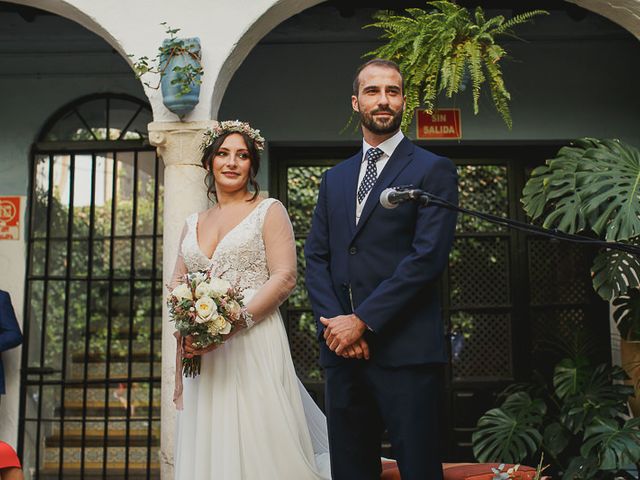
<box><xmin>522</xmin><ymin>138</ymin><xmax>640</xmax><ymax>340</ymax></box>
<box><xmin>365</xmin><ymin>1</ymin><xmax>548</xmax><ymax>130</ymax></box>
<box><xmin>522</xmin><ymin>138</ymin><xmax>640</xmax><ymax>416</ymax></box>
<box><xmin>472</xmin><ymin>352</ymin><xmax>640</xmax><ymax>479</ymax></box>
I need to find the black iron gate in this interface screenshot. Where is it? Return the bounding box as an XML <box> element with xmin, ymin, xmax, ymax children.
<box><xmin>19</xmin><ymin>94</ymin><xmax>163</xmax><ymax>480</ymax></box>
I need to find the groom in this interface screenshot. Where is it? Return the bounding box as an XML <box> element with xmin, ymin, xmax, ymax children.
<box><xmin>305</xmin><ymin>59</ymin><xmax>458</xmax><ymax>480</ymax></box>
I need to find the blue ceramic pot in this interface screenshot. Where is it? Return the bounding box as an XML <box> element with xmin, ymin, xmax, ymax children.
<box><xmin>160</xmin><ymin>37</ymin><xmax>202</xmax><ymax>117</ymax></box>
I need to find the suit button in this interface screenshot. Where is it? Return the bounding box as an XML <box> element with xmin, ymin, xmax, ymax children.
<box><xmin>349</xmin><ymin>247</ymin><xmax>357</xmax><ymax>255</ymax></box>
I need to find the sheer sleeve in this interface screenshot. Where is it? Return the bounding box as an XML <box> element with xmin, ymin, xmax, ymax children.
<box><xmin>245</xmin><ymin>202</ymin><xmax>297</xmax><ymax>322</ymax></box>
<box><xmin>168</xmin><ymin>223</ymin><xmax>189</xmax><ymax>291</ymax></box>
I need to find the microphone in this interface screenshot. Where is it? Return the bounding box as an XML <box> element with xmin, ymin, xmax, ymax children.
<box><xmin>379</xmin><ymin>187</ymin><xmax>426</xmax><ymax>209</ymax></box>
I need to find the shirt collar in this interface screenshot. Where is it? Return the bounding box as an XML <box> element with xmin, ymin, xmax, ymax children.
<box><xmin>362</xmin><ymin>129</ymin><xmax>405</xmax><ymax>162</ymax></box>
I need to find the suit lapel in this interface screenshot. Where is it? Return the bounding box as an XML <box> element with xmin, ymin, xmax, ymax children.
<box><xmin>353</xmin><ymin>137</ymin><xmax>414</xmax><ymax>238</ymax></box>
<box><xmin>342</xmin><ymin>150</ymin><xmax>362</xmax><ymax>238</ymax></box>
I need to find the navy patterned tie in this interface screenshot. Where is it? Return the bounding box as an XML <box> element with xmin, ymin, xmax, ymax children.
<box><xmin>357</xmin><ymin>148</ymin><xmax>383</xmax><ymax>203</ymax></box>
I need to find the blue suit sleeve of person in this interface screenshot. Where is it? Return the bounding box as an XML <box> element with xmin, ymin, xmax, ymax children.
<box><xmin>304</xmin><ymin>172</ymin><xmax>347</xmax><ymax>337</ymax></box>
<box><xmin>0</xmin><ymin>290</ymin><xmax>23</xmax><ymax>353</ymax></box>
<box><xmin>354</xmin><ymin>154</ymin><xmax>458</xmax><ymax>332</ymax></box>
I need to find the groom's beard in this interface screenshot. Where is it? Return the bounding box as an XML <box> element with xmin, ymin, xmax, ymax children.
<box><xmin>359</xmin><ymin>106</ymin><xmax>403</xmax><ymax>135</ymax></box>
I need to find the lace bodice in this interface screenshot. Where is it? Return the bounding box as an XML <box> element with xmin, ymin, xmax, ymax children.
<box><xmin>181</xmin><ymin>198</ymin><xmax>278</xmax><ymax>290</ymax></box>
<box><xmin>171</xmin><ymin>197</ymin><xmax>296</xmax><ymax>323</ymax></box>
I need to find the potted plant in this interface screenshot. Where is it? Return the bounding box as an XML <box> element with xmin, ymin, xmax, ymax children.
<box><xmin>364</xmin><ymin>1</ymin><xmax>548</xmax><ymax>130</ymax></box>
<box><xmin>521</xmin><ymin>138</ymin><xmax>640</xmax><ymax>413</ymax></box>
<box><xmin>472</xmin><ymin>334</ymin><xmax>640</xmax><ymax>478</ymax></box>
<box><xmin>130</xmin><ymin>23</ymin><xmax>204</xmax><ymax>118</ymax></box>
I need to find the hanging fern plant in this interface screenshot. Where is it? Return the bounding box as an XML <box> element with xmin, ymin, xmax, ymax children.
<box><xmin>365</xmin><ymin>1</ymin><xmax>548</xmax><ymax>130</ymax></box>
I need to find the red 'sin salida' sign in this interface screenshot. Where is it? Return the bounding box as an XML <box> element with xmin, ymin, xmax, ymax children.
<box><xmin>0</xmin><ymin>196</ymin><xmax>20</xmax><ymax>240</ymax></box>
<box><xmin>416</xmin><ymin>108</ymin><xmax>462</xmax><ymax>140</ymax></box>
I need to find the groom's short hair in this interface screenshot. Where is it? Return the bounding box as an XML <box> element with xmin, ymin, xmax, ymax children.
<box><xmin>352</xmin><ymin>59</ymin><xmax>404</xmax><ymax>96</ymax></box>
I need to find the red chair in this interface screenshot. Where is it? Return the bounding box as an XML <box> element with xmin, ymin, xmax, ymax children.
<box><xmin>381</xmin><ymin>460</ymin><xmax>539</xmax><ymax>480</ymax></box>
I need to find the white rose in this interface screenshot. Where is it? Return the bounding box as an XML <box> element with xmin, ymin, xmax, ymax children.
<box><xmin>195</xmin><ymin>296</ymin><xmax>217</xmax><ymax>323</ymax></box>
<box><xmin>207</xmin><ymin>322</ymin><xmax>220</xmax><ymax>336</ymax></box>
<box><xmin>195</xmin><ymin>281</ymin><xmax>215</xmax><ymax>299</ymax></box>
<box><xmin>171</xmin><ymin>283</ymin><xmax>192</xmax><ymax>301</ymax></box>
<box><xmin>212</xmin><ymin>314</ymin><xmax>232</xmax><ymax>335</ymax></box>
<box><xmin>209</xmin><ymin>278</ymin><xmax>232</xmax><ymax>297</ymax></box>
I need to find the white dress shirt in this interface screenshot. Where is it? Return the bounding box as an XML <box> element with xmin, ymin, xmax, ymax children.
<box><xmin>355</xmin><ymin>129</ymin><xmax>405</xmax><ymax>224</ymax></box>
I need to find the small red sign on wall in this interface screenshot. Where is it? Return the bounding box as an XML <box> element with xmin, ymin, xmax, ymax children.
<box><xmin>0</xmin><ymin>196</ymin><xmax>21</xmax><ymax>240</ymax></box>
<box><xmin>416</xmin><ymin>109</ymin><xmax>462</xmax><ymax>140</ymax></box>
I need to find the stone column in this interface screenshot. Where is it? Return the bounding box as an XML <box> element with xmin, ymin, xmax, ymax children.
<box><xmin>148</xmin><ymin>121</ymin><xmax>213</xmax><ymax>480</ymax></box>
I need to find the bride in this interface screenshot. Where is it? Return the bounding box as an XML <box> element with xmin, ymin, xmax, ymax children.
<box><xmin>170</xmin><ymin>121</ymin><xmax>331</xmax><ymax>479</ymax></box>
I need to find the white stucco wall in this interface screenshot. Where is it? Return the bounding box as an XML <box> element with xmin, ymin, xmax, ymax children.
<box><xmin>0</xmin><ymin>197</ymin><xmax>26</xmax><ymax>449</ymax></box>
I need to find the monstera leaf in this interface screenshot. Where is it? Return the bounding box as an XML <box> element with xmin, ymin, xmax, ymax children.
<box><xmin>542</xmin><ymin>422</ymin><xmax>569</xmax><ymax>457</ymax></box>
<box><xmin>472</xmin><ymin>392</ymin><xmax>545</xmax><ymax>463</ymax></box>
<box><xmin>612</xmin><ymin>289</ymin><xmax>640</xmax><ymax>341</ymax></box>
<box><xmin>592</xmin><ymin>249</ymin><xmax>640</xmax><ymax>301</ymax></box>
<box><xmin>521</xmin><ymin>163</ymin><xmax>550</xmax><ymax>220</ymax></box>
<box><xmin>553</xmin><ymin>357</ymin><xmax>590</xmax><ymax>401</ymax></box>
<box><xmin>522</xmin><ymin>139</ymin><xmax>589</xmax><ymax>232</ymax></box>
<box><xmin>580</xmin><ymin>417</ymin><xmax>640</xmax><ymax>470</ymax></box>
<box><xmin>522</xmin><ymin>138</ymin><xmax>640</xmax><ymax>242</ymax></box>
<box><xmin>560</xmin><ymin>364</ymin><xmax>631</xmax><ymax>434</ymax></box>
<box><xmin>561</xmin><ymin>456</ymin><xmax>599</xmax><ymax>480</ymax></box>
<box><xmin>578</xmin><ymin>139</ymin><xmax>640</xmax><ymax>242</ymax></box>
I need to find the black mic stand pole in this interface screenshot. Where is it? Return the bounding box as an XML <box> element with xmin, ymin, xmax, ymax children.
<box><xmin>415</xmin><ymin>191</ymin><xmax>640</xmax><ymax>257</ymax></box>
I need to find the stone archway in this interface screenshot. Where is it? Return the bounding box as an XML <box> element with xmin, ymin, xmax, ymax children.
<box><xmin>2</xmin><ymin>0</ymin><xmax>130</xmax><ymax>67</ymax></box>
<box><xmin>570</xmin><ymin>0</ymin><xmax>640</xmax><ymax>40</ymax></box>
<box><xmin>210</xmin><ymin>0</ymin><xmax>325</xmax><ymax>117</ymax></box>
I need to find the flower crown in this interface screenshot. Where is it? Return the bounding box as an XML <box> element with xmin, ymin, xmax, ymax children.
<box><xmin>200</xmin><ymin>120</ymin><xmax>265</xmax><ymax>152</ymax></box>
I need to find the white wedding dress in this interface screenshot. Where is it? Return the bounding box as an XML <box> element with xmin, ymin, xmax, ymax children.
<box><xmin>172</xmin><ymin>198</ymin><xmax>331</xmax><ymax>480</ymax></box>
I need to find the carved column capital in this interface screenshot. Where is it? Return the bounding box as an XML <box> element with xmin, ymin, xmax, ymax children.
<box><xmin>148</xmin><ymin>121</ymin><xmax>215</xmax><ymax>167</ymax></box>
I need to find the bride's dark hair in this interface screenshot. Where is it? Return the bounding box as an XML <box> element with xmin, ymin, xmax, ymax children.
<box><xmin>200</xmin><ymin>131</ymin><xmax>261</xmax><ymax>203</ymax></box>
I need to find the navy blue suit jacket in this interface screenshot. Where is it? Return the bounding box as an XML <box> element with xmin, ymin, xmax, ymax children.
<box><xmin>0</xmin><ymin>290</ymin><xmax>23</xmax><ymax>394</ymax></box>
<box><xmin>305</xmin><ymin>138</ymin><xmax>458</xmax><ymax>367</ymax></box>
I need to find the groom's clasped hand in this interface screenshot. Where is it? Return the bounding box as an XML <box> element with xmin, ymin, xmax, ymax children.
<box><xmin>320</xmin><ymin>314</ymin><xmax>370</xmax><ymax>360</ymax></box>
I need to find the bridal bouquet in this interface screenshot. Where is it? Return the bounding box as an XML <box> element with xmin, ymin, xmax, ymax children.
<box><xmin>167</xmin><ymin>270</ymin><xmax>252</xmax><ymax>377</ymax></box>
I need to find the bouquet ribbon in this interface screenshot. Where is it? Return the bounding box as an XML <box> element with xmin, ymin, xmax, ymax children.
<box><xmin>173</xmin><ymin>331</ymin><xmax>184</xmax><ymax>410</ymax></box>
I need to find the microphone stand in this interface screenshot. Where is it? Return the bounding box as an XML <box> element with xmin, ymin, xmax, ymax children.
<box><xmin>414</xmin><ymin>191</ymin><xmax>640</xmax><ymax>257</ymax></box>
